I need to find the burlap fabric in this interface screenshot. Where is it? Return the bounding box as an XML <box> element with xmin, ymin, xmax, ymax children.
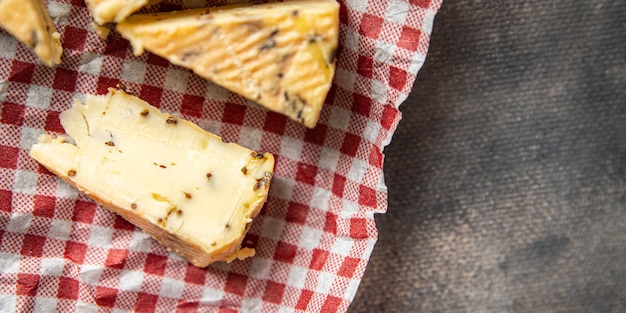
<box><xmin>351</xmin><ymin>1</ymin><xmax>626</xmax><ymax>312</ymax></box>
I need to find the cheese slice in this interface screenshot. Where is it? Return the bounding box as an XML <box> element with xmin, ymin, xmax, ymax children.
<box><xmin>116</xmin><ymin>0</ymin><xmax>339</xmax><ymax>128</ymax></box>
<box><xmin>0</xmin><ymin>0</ymin><xmax>62</xmax><ymax>66</ymax></box>
<box><xmin>30</xmin><ymin>87</ymin><xmax>275</xmax><ymax>267</ymax></box>
<box><xmin>85</xmin><ymin>0</ymin><xmax>159</xmax><ymax>25</ymax></box>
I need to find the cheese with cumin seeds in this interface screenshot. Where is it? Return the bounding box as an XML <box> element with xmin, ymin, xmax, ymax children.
<box><xmin>0</xmin><ymin>0</ymin><xmax>62</xmax><ymax>66</ymax></box>
<box><xmin>116</xmin><ymin>0</ymin><xmax>339</xmax><ymax>128</ymax></box>
<box><xmin>30</xmin><ymin>87</ymin><xmax>275</xmax><ymax>267</ymax></box>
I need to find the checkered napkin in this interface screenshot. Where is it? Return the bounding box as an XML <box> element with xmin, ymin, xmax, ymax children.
<box><xmin>0</xmin><ymin>0</ymin><xmax>441</xmax><ymax>311</ymax></box>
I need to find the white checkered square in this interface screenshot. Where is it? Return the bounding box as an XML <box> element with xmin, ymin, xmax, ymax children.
<box><xmin>298</xmin><ymin>226</ymin><xmax>324</xmax><ymax>251</ymax></box>
<box><xmin>268</xmin><ymin>177</ymin><xmax>294</xmax><ymax>201</ymax></box>
<box><xmin>40</xmin><ymin>257</ymin><xmax>66</xmax><ymax>277</ymax></box>
<box><xmin>128</xmin><ymin>231</ymin><xmax>152</xmax><ymax>253</ymax></box>
<box><xmin>201</xmin><ymin>287</ymin><xmax>224</xmax><ymax>302</ymax></box>
<box><xmin>0</xmin><ymin>34</ymin><xmax>17</xmax><ymax>59</ymax></box>
<box><xmin>408</xmin><ymin>52</ymin><xmax>427</xmax><ymax>75</ymax></box>
<box><xmin>328</xmin><ymin>106</ymin><xmax>352</xmax><ymax>132</ymax></box>
<box><xmin>12</xmin><ymin>170</ymin><xmax>38</xmax><ymax>195</ymax></box>
<box><xmin>260</xmin><ymin>217</ymin><xmax>286</xmax><ymax>241</ymax></box>
<box><xmin>0</xmin><ymin>294</ymin><xmax>16</xmax><ymax>312</ymax></box>
<box><xmin>56</xmin><ymin>179</ymin><xmax>78</xmax><ymax>199</ymax></box>
<box><xmin>249</xmin><ymin>257</ymin><xmax>272</xmax><ymax>279</ymax></box>
<box><xmin>76</xmin><ymin>302</ymin><xmax>99</xmax><ymax>312</ymax></box>
<box><xmin>79</xmin><ymin>264</ymin><xmax>104</xmax><ymax>284</ymax></box>
<box><xmin>331</xmin><ymin>237</ymin><xmax>354</xmax><ymax>257</ymax></box>
<box><xmin>72</xmin><ymin>93</ymin><xmax>87</xmax><ymax>107</ymax></box>
<box><xmin>6</xmin><ymin>213</ymin><xmax>32</xmax><ymax>233</ymax></box>
<box><xmin>310</xmin><ymin>187</ymin><xmax>331</xmax><ymax>211</ymax></box>
<box><xmin>159</xmin><ymin>277</ymin><xmax>185</xmax><ymax>298</ymax></box>
<box><xmin>286</xmin><ymin>265</ymin><xmax>308</xmax><ymax>289</ymax></box>
<box><xmin>348</xmin><ymin>158</ymin><xmax>368</xmax><ymax>183</ymax></box>
<box><xmin>343</xmin><ymin>29</ymin><xmax>360</xmax><ymax>53</ymax></box>
<box><xmin>164</xmin><ymin>67</ymin><xmax>189</xmax><ymax>93</ymax></box>
<box><xmin>48</xmin><ymin>219</ymin><xmax>72</xmax><ymax>241</ymax></box>
<box><xmin>346</xmin><ymin>277</ymin><xmax>362</xmax><ymax>300</ymax></box>
<box><xmin>121</xmin><ymin>60</ymin><xmax>147</xmax><ymax>84</ymax></box>
<box><xmin>210</xmin><ymin>261</ymin><xmax>231</xmax><ymax>273</ymax></box>
<box><xmin>47</xmin><ymin>2</ymin><xmax>71</xmax><ymax>25</ymax></box>
<box><xmin>26</xmin><ymin>85</ymin><xmax>53</xmax><ymax>109</ymax></box>
<box><xmin>280</xmin><ymin>136</ymin><xmax>304</xmax><ymax>161</ymax></box>
<box><xmin>87</xmin><ymin>225</ymin><xmax>114</xmax><ymax>248</ymax></box>
<box><xmin>374</xmin><ymin>41</ymin><xmax>397</xmax><ymax>64</ymax></box>
<box><xmin>315</xmin><ymin>271</ymin><xmax>335</xmax><ymax>294</ymax></box>
<box><xmin>166</xmin><ymin>251</ymin><xmax>187</xmax><ymax>263</ymax></box>
<box><xmin>385</xmin><ymin>1</ymin><xmax>410</xmax><ymax>24</ymax></box>
<box><xmin>376</xmin><ymin>173</ymin><xmax>388</xmax><ymax>193</ymax></box>
<box><xmin>278</xmin><ymin>306</ymin><xmax>294</xmax><ymax>313</ymax></box>
<box><xmin>204</xmin><ymin>82</ymin><xmax>231</xmax><ymax>101</ymax></box>
<box><xmin>371</xmin><ymin>79</ymin><xmax>388</xmax><ymax>104</ymax></box>
<box><xmin>119</xmin><ymin>270</ymin><xmax>144</xmax><ymax>292</ymax></box>
<box><xmin>239</xmin><ymin>126</ymin><xmax>263</xmax><ymax>151</ymax></box>
<box><xmin>242</xmin><ymin>298</ymin><xmax>263</xmax><ymax>312</ymax></box>
<box><xmin>340</xmin><ymin>200</ymin><xmax>360</xmax><ymax>218</ymax></box>
<box><xmin>0</xmin><ymin>82</ymin><xmax>7</xmax><ymax>102</ymax></box>
<box><xmin>19</xmin><ymin>127</ymin><xmax>43</xmax><ymax>149</ymax></box>
<box><xmin>34</xmin><ymin>297</ymin><xmax>58</xmax><ymax>313</ymax></box>
<box><xmin>79</xmin><ymin>53</ymin><xmax>104</xmax><ymax>76</ymax></box>
<box><xmin>364</xmin><ymin>119</ymin><xmax>382</xmax><ymax>142</ymax></box>
<box><xmin>335</xmin><ymin>68</ymin><xmax>357</xmax><ymax>93</ymax></box>
<box><xmin>319</xmin><ymin>147</ymin><xmax>341</xmax><ymax>172</ymax></box>
<box><xmin>345</xmin><ymin>0</ymin><xmax>367</xmax><ymax>12</ymax></box>
<box><xmin>198</xmin><ymin>119</ymin><xmax>222</xmax><ymax>135</ymax></box>
<box><xmin>0</xmin><ymin>252</ymin><xmax>21</xmax><ymax>273</ymax></box>
<box><xmin>423</xmin><ymin>9</ymin><xmax>438</xmax><ymax>33</ymax></box>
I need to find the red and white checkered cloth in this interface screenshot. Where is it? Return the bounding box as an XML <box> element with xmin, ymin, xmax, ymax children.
<box><xmin>0</xmin><ymin>0</ymin><xmax>441</xmax><ymax>311</ymax></box>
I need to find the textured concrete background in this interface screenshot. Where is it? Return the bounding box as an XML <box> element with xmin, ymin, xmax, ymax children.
<box><xmin>350</xmin><ymin>1</ymin><xmax>626</xmax><ymax>312</ymax></box>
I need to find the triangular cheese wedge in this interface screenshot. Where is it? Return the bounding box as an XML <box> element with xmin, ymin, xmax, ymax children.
<box><xmin>117</xmin><ymin>0</ymin><xmax>339</xmax><ymax>128</ymax></box>
<box><xmin>30</xmin><ymin>87</ymin><xmax>275</xmax><ymax>267</ymax></box>
<box><xmin>0</xmin><ymin>0</ymin><xmax>62</xmax><ymax>66</ymax></box>
<box><xmin>85</xmin><ymin>0</ymin><xmax>159</xmax><ymax>25</ymax></box>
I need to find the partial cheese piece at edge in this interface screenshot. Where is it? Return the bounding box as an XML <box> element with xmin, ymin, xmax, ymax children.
<box><xmin>85</xmin><ymin>0</ymin><xmax>159</xmax><ymax>25</ymax></box>
<box><xmin>116</xmin><ymin>0</ymin><xmax>339</xmax><ymax>128</ymax></box>
<box><xmin>30</xmin><ymin>88</ymin><xmax>275</xmax><ymax>267</ymax></box>
<box><xmin>0</xmin><ymin>0</ymin><xmax>62</xmax><ymax>66</ymax></box>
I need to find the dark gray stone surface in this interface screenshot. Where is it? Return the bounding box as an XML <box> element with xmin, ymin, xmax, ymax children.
<box><xmin>350</xmin><ymin>1</ymin><xmax>626</xmax><ymax>312</ymax></box>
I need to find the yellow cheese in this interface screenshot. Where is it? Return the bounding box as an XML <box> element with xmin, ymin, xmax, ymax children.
<box><xmin>116</xmin><ymin>0</ymin><xmax>339</xmax><ymax>128</ymax></box>
<box><xmin>0</xmin><ymin>0</ymin><xmax>62</xmax><ymax>66</ymax></box>
<box><xmin>85</xmin><ymin>0</ymin><xmax>159</xmax><ymax>25</ymax></box>
<box><xmin>30</xmin><ymin>87</ymin><xmax>275</xmax><ymax>267</ymax></box>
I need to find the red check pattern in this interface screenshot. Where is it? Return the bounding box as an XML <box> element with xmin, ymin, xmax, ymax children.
<box><xmin>0</xmin><ymin>0</ymin><xmax>442</xmax><ymax>311</ymax></box>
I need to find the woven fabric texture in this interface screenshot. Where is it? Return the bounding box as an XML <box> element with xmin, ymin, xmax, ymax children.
<box><xmin>351</xmin><ymin>1</ymin><xmax>626</xmax><ymax>312</ymax></box>
<box><xmin>0</xmin><ymin>0</ymin><xmax>442</xmax><ymax>312</ymax></box>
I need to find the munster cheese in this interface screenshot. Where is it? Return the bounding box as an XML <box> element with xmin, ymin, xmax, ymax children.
<box><xmin>116</xmin><ymin>0</ymin><xmax>339</xmax><ymax>128</ymax></box>
<box><xmin>0</xmin><ymin>0</ymin><xmax>62</xmax><ymax>66</ymax></box>
<box><xmin>30</xmin><ymin>87</ymin><xmax>275</xmax><ymax>267</ymax></box>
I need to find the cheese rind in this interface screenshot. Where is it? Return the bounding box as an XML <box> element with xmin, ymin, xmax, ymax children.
<box><xmin>30</xmin><ymin>88</ymin><xmax>275</xmax><ymax>267</ymax></box>
<box><xmin>0</xmin><ymin>0</ymin><xmax>62</xmax><ymax>66</ymax></box>
<box><xmin>116</xmin><ymin>0</ymin><xmax>339</xmax><ymax>128</ymax></box>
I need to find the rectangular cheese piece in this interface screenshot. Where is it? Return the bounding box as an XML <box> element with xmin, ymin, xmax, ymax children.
<box><xmin>0</xmin><ymin>0</ymin><xmax>62</xmax><ymax>66</ymax></box>
<box><xmin>30</xmin><ymin>87</ymin><xmax>275</xmax><ymax>267</ymax></box>
<box><xmin>85</xmin><ymin>0</ymin><xmax>159</xmax><ymax>25</ymax></box>
<box><xmin>116</xmin><ymin>0</ymin><xmax>339</xmax><ymax>128</ymax></box>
